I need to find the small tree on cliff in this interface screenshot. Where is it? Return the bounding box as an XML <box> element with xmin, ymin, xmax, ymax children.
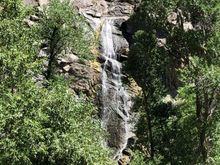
<box><xmin>38</xmin><ymin>0</ymin><xmax>91</xmax><ymax>80</ymax></box>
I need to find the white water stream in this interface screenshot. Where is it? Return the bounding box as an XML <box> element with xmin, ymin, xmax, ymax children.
<box><xmin>101</xmin><ymin>19</ymin><xmax>133</xmax><ymax>160</ymax></box>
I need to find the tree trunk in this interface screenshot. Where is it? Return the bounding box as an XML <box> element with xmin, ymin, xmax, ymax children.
<box><xmin>147</xmin><ymin>109</ymin><xmax>154</xmax><ymax>158</ymax></box>
<box><xmin>195</xmin><ymin>78</ymin><xmax>207</xmax><ymax>161</ymax></box>
<box><xmin>46</xmin><ymin>27</ymin><xmax>58</xmax><ymax>80</ymax></box>
<box><xmin>143</xmin><ymin>91</ymin><xmax>154</xmax><ymax>158</ymax></box>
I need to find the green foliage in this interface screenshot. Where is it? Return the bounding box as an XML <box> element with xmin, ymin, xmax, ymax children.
<box><xmin>131</xmin><ymin>151</ymin><xmax>163</xmax><ymax>165</ymax></box>
<box><xmin>127</xmin><ymin>0</ymin><xmax>220</xmax><ymax>164</ymax></box>
<box><xmin>0</xmin><ymin>79</ymin><xmax>114</xmax><ymax>165</ymax></box>
<box><xmin>209</xmin><ymin>108</ymin><xmax>220</xmax><ymax>164</ymax></box>
<box><xmin>127</xmin><ymin>30</ymin><xmax>164</xmax><ymax>89</ymax></box>
<box><xmin>37</xmin><ymin>0</ymin><xmax>92</xmax><ymax>79</ymax></box>
<box><xmin>0</xmin><ymin>0</ymin><xmax>25</xmax><ymax>19</ymax></box>
<box><xmin>0</xmin><ymin>1</ymin><xmax>114</xmax><ymax>164</ymax></box>
<box><xmin>39</xmin><ymin>0</ymin><xmax>91</xmax><ymax>57</ymax></box>
<box><xmin>0</xmin><ymin>1</ymin><xmax>40</xmax><ymax>93</ymax></box>
<box><xmin>130</xmin><ymin>151</ymin><xmax>146</xmax><ymax>165</ymax></box>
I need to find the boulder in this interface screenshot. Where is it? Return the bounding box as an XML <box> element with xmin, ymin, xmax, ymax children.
<box><xmin>63</xmin><ymin>65</ymin><xmax>71</xmax><ymax>72</ymax></box>
<box><xmin>98</xmin><ymin>55</ymin><xmax>107</xmax><ymax>63</ymax></box>
<box><xmin>60</xmin><ymin>54</ymin><xmax>79</xmax><ymax>64</ymax></box>
<box><xmin>24</xmin><ymin>19</ymin><xmax>35</xmax><ymax>27</ymax></box>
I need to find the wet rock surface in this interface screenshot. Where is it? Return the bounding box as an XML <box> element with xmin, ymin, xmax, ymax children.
<box><xmin>100</xmin><ymin>18</ymin><xmax>137</xmax><ymax>164</ymax></box>
<box><xmin>74</xmin><ymin>0</ymin><xmax>139</xmax><ymax>163</ymax></box>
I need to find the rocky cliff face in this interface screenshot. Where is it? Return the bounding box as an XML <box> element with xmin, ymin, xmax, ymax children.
<box><xmin>73</xmin><ymin>1</ymin><xmax>139</xmax><ymax>163</ymax></box>
<box><xmin>23</xmin><ymin>0</ymin><xmax>137</xmax><ymax>96</ymax></box>
<box><xmin>23</xmin><ymin>0</ymin><xmax>140</xmax><ymax>164</ymax></box>
<box><xmin>74</xmin><ymin>1</ymin><xmax>140</xmax><ymax>164</ymax></box>
<box><xmin>71</xmin><ymin>0</ymin><xmax>138</xmax><ymax>99</ymax></box>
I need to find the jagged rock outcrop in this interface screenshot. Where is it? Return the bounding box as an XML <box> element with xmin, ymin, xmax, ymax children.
<box><xmin>59</xmin><ymin>58</ymin><xmax>100</xmax><ymax>96</ymax></box>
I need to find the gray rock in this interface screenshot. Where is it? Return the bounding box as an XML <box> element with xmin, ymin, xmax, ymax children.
<box><xmin>157</xmin><ymin>38</ymin><xmax>167</xmax><ymax>47</ymax></box>
<box><xmin>23</xmin><ymin>0</ymin><xmax>38</xmax><ymax>6</ymax></box>
<box><xmin>107</xmin><ymin>2</ymin><xmax>134</xmax><ymax>16</ymax></box>
<box><xmin>37</xmin><ymin>48</ymin><xmax>48</xmax><ymax>58</ymax></box>
<box><xmin>64</xmin><ymin>63</ymin><xmax>100</xmax><ymax>96</ymax></box>
<box><xmin>120</xmin><ymin>54</ymin><xmax>128</xmax><ymax>62</ymax></box>
<box><xmin>86</xmin><ymin>10</ymin><xmax>102</xmax><ymax>18</ymax></box>
<box><xmin>63</xmin><ymin>65</ymin><xmax>71</xmax><ymax>72</ymax></box>
<box><xmin>168</xmin><ymin>12</ymin><xmax>178</xmax><ymax>25</ymax></box>
<box><xmin>98</xmin><ymin>55</ymin><xmax>108</xmax><ymax>63</ymax></box>
<box><xmin>61</xmin><ymin>54</ymin><xmax>79</xmax><ymax>64</ymax></box>
<box><xmin>113</xmin><ymin>34</ymin><xmax>129</xmax><ymax>52</ymax></box>
<box><xmin>183</xmin><ymin>22</ymin><xmax>194</xmax><ymax>31</ymax></box>
<box><xmin>30</xmin><ymin>15</ymin><xmax>40</xmax><ymax>21</ymax></box>
<box><xmin>24</xmin><ymin>19</ymin><xmax>35</xmax><ymax>27</ymax></box>
<box><xmin>38</xmin><ymin>0</ymin><xmax>48</xmax><ymax>6</ymax></box>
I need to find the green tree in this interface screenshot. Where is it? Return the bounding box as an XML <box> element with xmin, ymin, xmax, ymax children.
<box><xmin>176</xmin><ymin>1</ymin><xmax>220</xmax><ymax>161</ymax></box>
<box><xmin>127</xmin><ymin>0</ymin><xmax>220</xmax><ymax>164</ymax></box>
<box><xmin>0</xmin><ymin>1</ymin><xmax>114</xmax><ymax>164</ymax></box>
<box><xmin>0</xmin><ymin>79</ymin><xmax>114</xmax><ymax>165</ymax></box>
<box><xmin>126</xmin><ymin>30</ymin><xmax>166</xmax><ymax>158</ymax></box>
<box><xmin>0</xmin><ymin>0</ymin><xmax>25</xmax><ymax>19</ymax></box>
<box><xmin>38</xmin><ymin>0</ymin><xmax>91</xmax><ymax>80</ymax></box>
<box><xmin>0</xmin><ymin>0</ymin><xmax>40</xmax><ymax>93</ymax></box>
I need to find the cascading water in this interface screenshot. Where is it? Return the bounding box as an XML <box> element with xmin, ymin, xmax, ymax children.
<box><xmin>100</xmin><ymin>19</ymin><xmax>134</xmax><ymax>161</ymax></box>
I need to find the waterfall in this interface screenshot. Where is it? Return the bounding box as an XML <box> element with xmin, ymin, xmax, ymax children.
<box><xmin>100</xmin><ymin>19</ymin><xmax>133</xmax><ymax>160</ymax></box>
